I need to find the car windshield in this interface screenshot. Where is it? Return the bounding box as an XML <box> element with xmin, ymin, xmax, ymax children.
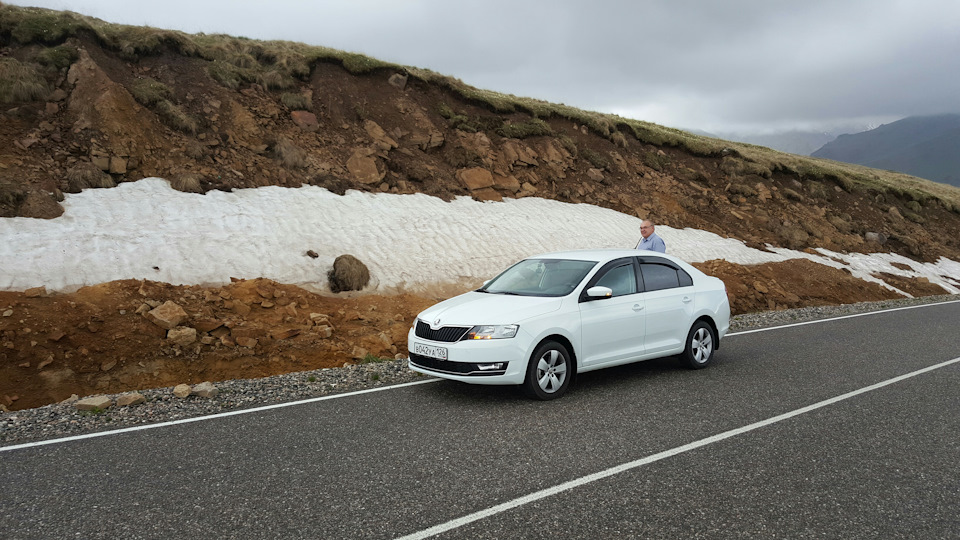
<box><xmin>480</xmin><ymin>258</ymin><xmax>597</xmax><ymax>297</ymax></box>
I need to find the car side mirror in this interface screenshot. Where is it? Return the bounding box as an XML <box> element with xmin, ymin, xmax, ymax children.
<box><xmin>586</xmin><ymin>286</ymin><xmax>612</xmax><ymax>299</ymax></box>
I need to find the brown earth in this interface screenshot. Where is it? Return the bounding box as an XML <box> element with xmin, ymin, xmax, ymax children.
<box><xmin>1</xmin><ymin>6</ymin><xmax>958</xmax><ymax>410</ymax></box>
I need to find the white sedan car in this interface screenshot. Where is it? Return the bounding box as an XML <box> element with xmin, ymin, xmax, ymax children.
<box><xmin>408</xmin><ymin>249</ymin><xmax>731</xmax><ymax>400</ymax></box>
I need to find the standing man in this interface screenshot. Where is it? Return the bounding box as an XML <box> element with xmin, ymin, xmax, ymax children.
<box><xmin>635</xmin><ymin>219</ymin><xmax>666</xmax><ymax>252</ymax></box>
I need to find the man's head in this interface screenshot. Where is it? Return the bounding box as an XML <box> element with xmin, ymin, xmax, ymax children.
<box><xmin>640</xmin><ymin>220</ymin><xmax>655</xmax><ymax>239</ymax></box>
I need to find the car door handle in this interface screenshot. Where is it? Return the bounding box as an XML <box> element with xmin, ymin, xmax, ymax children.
<box><xmin>682</xmin><ymin>296</ymin><xmax>692</xmax><ymax>303</ymax></box>
<box><xmin>632</xmin><ymin>304</ymin><xmax>644</xmax><ymax>311</ymax></box>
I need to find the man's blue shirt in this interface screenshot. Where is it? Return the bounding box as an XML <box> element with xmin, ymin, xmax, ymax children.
<box><xmin>636</xmin><ymin>233</ymin><xmax>666</xmax><ymax>253</ymax></box>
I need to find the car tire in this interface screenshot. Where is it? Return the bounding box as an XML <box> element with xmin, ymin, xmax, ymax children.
<box><xmin>681</xmin><ymin>320</ymin><xmax>715</xmax><ymax>369</ymax></box>
<box><xmin>523</xmin><ymin>341</ymin><xmax>572</xmax><ymax>400</ymax></box>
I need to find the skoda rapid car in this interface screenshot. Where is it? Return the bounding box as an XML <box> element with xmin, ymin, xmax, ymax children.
<box><xmin>408</xmin><ymin>249</ymin><xmax>730</xmax><ymax>400</ymax></box>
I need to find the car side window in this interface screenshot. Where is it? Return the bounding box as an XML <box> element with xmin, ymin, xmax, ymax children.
<box><xmin>595</xmin><ymin>263</ymin><xmax>637</xmax><ymax>297</ymax></box>
<box><xmin>639</xmin><ymin>263</ymin><xmax>681</xmax><ymax>291</ymax></box>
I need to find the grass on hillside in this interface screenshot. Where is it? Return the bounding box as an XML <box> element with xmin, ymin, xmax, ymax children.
<box><xmin>2</xmin><ymin>3</ymin><xmax>960</xmax><ymax>212</ymax></box>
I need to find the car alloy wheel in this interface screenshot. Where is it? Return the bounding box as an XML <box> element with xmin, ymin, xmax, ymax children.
<box><xmin>524</xmin><ymin>341</ymin><xmax>572</xmax><ymax>400</ymax></box>
<box><xmin>682</xmin><ymin>321</ymin><xmax>715</xmax><ymax>369</ymax></box>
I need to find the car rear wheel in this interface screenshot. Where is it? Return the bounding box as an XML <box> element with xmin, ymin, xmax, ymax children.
<box><xmin>681</xmin><ymin>320</ymin><xmax>715</xmax><ymax>369</ymax></box>
<box><xmin>523</xmin><ymin>341</ymin><xmax>572</xmax><ymax>400</ymax></box>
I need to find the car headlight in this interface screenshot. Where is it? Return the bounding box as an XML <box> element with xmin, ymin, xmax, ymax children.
<box><xmin>464</xmin><ymin>324</ymin><xmax>519</xmax><ymax>340</ymax></box>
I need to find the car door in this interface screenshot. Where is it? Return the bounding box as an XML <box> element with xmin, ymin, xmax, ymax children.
<box><xmin>638</xmin><ymin>259</ymin><xmax>695</xmax><ymax>355</ymax></box>
<box><xmin>578</xmin><ymin>258</ymin><xmax>646</xmax><ymax>367</ymax></box>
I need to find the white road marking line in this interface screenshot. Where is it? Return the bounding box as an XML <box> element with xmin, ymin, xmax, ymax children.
<box><xmin>0</xmin><ymin>379</ymin><xmax>439</xmax><ymax>453</ymax></box>
<box><xmin>396</xmin><ymin>355</ymin><xmax>960</xmax><ymax>540</ymax></box>
<box><xmin>2</xmin><ymin>299</ymin><xmax>957</xmax><ymax>453</ymax></box>
<box><xmin>726</xmin><ymin>299</ymin><xmax>960</xmax><ymax>337</ymax></box>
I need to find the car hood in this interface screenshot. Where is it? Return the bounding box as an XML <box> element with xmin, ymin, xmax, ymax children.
<box><xmin>417</xmin><ymin>292</ymin><xmax>563</xmax><ymax>326</ymax></box>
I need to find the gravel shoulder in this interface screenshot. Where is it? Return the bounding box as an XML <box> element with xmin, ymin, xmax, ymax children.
<box><xmin>2</xmin><ymin>294</ymin><xmax>956</xmax><ymax>448</ymax></box>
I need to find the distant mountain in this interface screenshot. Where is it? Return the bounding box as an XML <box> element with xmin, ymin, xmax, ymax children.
<box><xmin>694</xmin><ymin>124</ymin><xmax>873</xmax><ymax>156</ymax></box>
<box><xmin>811</xmin><ymin>114</ymin><xmax>960</xmax><ymax>187</ymax></box>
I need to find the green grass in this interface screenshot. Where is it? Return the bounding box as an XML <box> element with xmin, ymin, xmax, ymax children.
<box><xmin>581</xmin><ymin>148</ymin><xmax>610</xmax><ymax>170</ymax></box>
<box><xmin>497</xmin><ymin>118</ymin><xmax>553</xmax><ymax>139</ymax></box>
<box><xmin>65</xmin><ymin>163</ymin><xmax>114</xmax><ymax>192</ymax></box>
<box><xmin>280</xmin><ymin>92</ymin><xmax>310</xmax><ymax>110</ymax></box>
<box><xmin>155</xmin><ymin>100</ymin><xmax>198</xmax><ymax>133</ymax></box>
<box><xmin>270</xmin><ymin>136</ymin><xmax>307</xmax><ymax>168</ymax></box>
<box><xmin>35</xmin><ymin>44</ymin><xmax>79</xmax><ymax>70</ymax></box>
<box><xmin>130</xmin><ymin>77</ymin><xmax>172</xmax><ymax>106</ymax></box>
<box><xmin>0</xmin><ymin>57</ymin><xmax>48</xmax><ymax>103</ymax></box>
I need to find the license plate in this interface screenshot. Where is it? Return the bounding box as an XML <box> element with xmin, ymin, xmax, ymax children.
<box><xmin>414</xmin><ymin>342</ymin><xmax>448</xmax><ymax>360</ymax></box>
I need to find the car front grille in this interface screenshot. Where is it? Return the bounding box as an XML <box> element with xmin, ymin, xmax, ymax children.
<box><xmin>415</xmin><ymin>320</ymin><xmax>470</xmax><ymax>343</ymax></box>
<box><xmin>409</xmin><ymin>353</ymin><xmax>507</xmax><ymax>376</ymax></box>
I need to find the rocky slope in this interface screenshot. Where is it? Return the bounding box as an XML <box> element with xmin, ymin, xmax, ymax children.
<box><xmin>1</xmin><ymin>5</ymin><xmax>959</xmax><ymax>410</ymax></box>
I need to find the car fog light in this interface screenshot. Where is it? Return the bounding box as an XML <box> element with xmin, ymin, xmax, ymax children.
<box><xmin>477</xmin><ymin>362</ymin><xmax>505</xmax><ymax>371</ymax></box>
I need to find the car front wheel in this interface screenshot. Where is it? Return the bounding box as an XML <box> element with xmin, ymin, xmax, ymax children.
<box><xmin>523</xmin><ymin>341</ymin><xmax>572</xmax><ymax>400</ymax></box>
<box><xmin>681</xmin><ymin>320</ymin><xmax>715</xmax><ymax>369</ymax></box>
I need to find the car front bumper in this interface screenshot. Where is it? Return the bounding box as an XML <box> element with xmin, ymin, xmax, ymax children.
<box><xmin>407</xmin><ymin>328</ymin><xmax>529</xmax><ymax>385</ymax></box>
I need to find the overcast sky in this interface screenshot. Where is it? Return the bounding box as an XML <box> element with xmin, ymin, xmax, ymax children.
<box><xmin>8</xmin><ymin>0</ymin><xmax>960</xmax><ymax>134</ymax></box>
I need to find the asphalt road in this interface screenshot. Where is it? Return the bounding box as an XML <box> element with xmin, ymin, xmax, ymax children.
<box><xmin>2</xmin><ymin>302</ymin><xmax>959</xmax><ymax>539</ymax></box>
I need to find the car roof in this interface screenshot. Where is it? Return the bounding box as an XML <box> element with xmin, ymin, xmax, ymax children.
<box><xmin>530</xmin><ymin>248</ymin><xmax>680</xmax><ymax>263</ymax></box>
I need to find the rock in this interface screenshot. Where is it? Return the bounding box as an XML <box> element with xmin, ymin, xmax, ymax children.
<box><xmin>236</xmin><ymin>337</ymin><xmax>258</xmax><ymax>348</ymax></box>
<box><xmin>75</xmin><ymin>396</ymin><xmax>112</xmax><ymax>411</ymax></box>
<box><xmin>309</xmin><ymin>313</ymin><xmax>330</xmax><ymax>324</ymax></box>
<box><xmin>101</xmin><ymin>360</ymin><xmax>117</xmax><ymax>371</ymax></box>
<box><xmin>753</xmin><ymin>281</ymin><xmax>769</xmax><ymax>294</ymax></box>
<box><xmin>60</xmin><ymin>394</ymin><xmax>79</xmax><ymax>404</ymax></box>
<box><xmin>364</xmin><ymin>120</ymin><xmax>398</xmax><ymax>151</ymax></box>
<box><xmin>351</xmin><ymin>346</ymin><xmax>369</xmax><ymax>360</ymax></box>
<box><xmin>117</xmin><ymin>393</ymin><xmax>146</xmax><ymax>407</ymax></box>
<box><xmin>316</xmin><ymin>325</ymin><xmax>333</xmax><ymax>338</ymax></box>
<box><xmin>346</xmin><ymin>148</ymin><xmax>384</xmax><ymax>184</ymax></box>
<box><xmin>388</xmin><ymin>73</ymin><xmax>408</xmax><ymax>90</ymax></box>
<box><xmin>271</xmin><ymin>328</ymin><xmax>301</xmax><ymax>340</ymax></box>
<box><xmin>145</xmin><ymin>301</ymin><xmax>188</xmax><ymax>329</ymax></box>
<box><xmin>25</xmin><ymin>286</ymin><xmax>46</xmax><ymax>298</ymax></box>
<box><xmin>109</xmin><ymin>156</ymin><xmax>127</xmax><ymax>174</ymax></box>
<box><xmin>92</xmin><ymin>156</ymin><xmax>110</xmax><ymax>171</ymax></box>
<box><xmin>493</xmin><ymin>174</ymin><xmax>521</xmax><ymax>193</ymax></box>
<box><xmin>2</xmin><ymin>310</ymin><xmax>12</xmax><ymax>317</ymax></box>
<box><xmin>306</xmin><ymin>250</ymin><xmax>318</xmax><ymax>258</ymax></box>
<box><xmin>472</xmin><ymin>188</ymin><xmax>502</xmax><ymax>202</ymax></box>
<box><xmin>167</xmin><ymin>326</ymin><xmax>197</xmax><ymax>346</ymax></box>
<box><xmin>587</xmin><ymin>168</ymin><xmax>605</xmax><ymax>182</ymax></box>
<box><xmin>192</xmin><ymin>382</ymin><xmax>218</xmax><ymax>398</ymax></box>
<box><xmin>328</xmin><ymin>254</ymin><xmax>371</xmax><ymax>293</ymax></box>
<box><xmin>172</xmin><ymin>384</ymin><xmax>192</xmax><ymax>398</ymax></box>
<box><xmin>291</xmin><ymin>110</ymin><xmax>319</xmax><ymax>132</ymax></box>
<box><xmin>865</xmin><ymin>232</ymin><xmax>888</xmax><ymax>245</ymax></box>
<box><xmin>456</xmin><ymin>167</ymin><xmax>494</xmax><ymax>191</ymax></box>
<box><xmin>192</xmin><ymin>320</ymin><xmax>223</xmax><ymax>333</ymax></box>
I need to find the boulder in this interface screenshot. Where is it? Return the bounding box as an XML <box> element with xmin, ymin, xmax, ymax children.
<box><xmin>456</xmin><ymin>167</ymin><xmax>494</xmax><ymax>191</ymax></box>
<box><xmin>117</xmin><ymin>393</ymin><xmax>146</xmax><ymax>407</ymax></box>
<box><xmin>328</xmin><ymin>254</ymin><xmax>371</xmax><ymax>293</ymax></box>
<box><xmin>291</xmin><ymin>110</ymin><xmax>319</xmax><ymax>132</ymax></box>
<box><xmin>167</xmin><ymin>326</ymin><xmax>197</xmax><ymax>346</ymax></box>
<box><xmin>192</xmin><ymin>382</ymin><xmax>218</xmax><ymax>398</ymax></box>
<box><xmin>145</xmin><ymin>301</ymin><xmax>187</xmax><ymax>329</ymax></box>
<box><xmin>172</xmin><ymin>384</ymin><xmax>192</xmax><ymax>398</ymax></box>
<box><xmin>346</xmin><ymin>148</ymin><xmax>384</xmax><ymax>184</ymax></box>
<box><xmin>75</xmin><ymin>396</ymin><xmax>112</xmax><ymax>411</ymax></box>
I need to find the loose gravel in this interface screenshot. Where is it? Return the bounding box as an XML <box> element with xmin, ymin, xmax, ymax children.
<box><xmin>2</xmin><ymin>294</ymin><xmax>956</xmax><ymax>448</ymax></box>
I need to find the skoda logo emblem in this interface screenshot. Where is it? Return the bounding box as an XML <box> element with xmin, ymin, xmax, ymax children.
<box><xmin>431</xmin><ymin>318</ymin><xmax>442</xmax><ymax>330</ymax></box>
